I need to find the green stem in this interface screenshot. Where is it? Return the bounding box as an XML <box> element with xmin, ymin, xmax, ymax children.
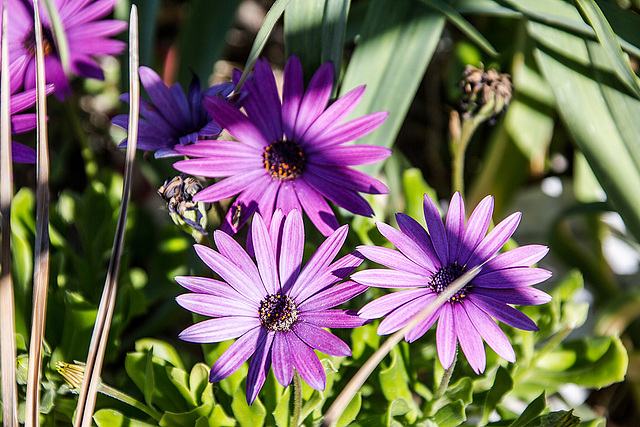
<box><xmin>434</xmin><ymin>352</ymin><xmax>457</xmax><ymax>400</ymax></box>
<box><xmin>99</xmin><ymin>383</ymin><xmax>162</xmax><ymax>421</ymax></box>
<box><xmin>291</xmin><ymin>369</ymin><xmax>303</xmax><ymax>427</ymax></box>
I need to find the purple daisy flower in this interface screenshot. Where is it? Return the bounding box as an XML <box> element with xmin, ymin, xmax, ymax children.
<box><xmin>6</xmin><ymin>85</ymin><xmax>54</xmax><ymax>163</ymax></box>
<box><xmin>112</xmin><ymin>66</ymin><xmax>235</xmax><ymax>158</ymax></box>
<box><xmin>7</xmin><ymin>0</ymin><xmax>126</xmax><ymax>98</ymax></box>
<box><xmin>172</xmin><ymin>55</ymin><xmax>391</xmax><ymax>236</ymax></box>
<box><xmin>175</xmin><ymin>209</ymin><xmax>367</xmax><ymax>404</ymax></box>
<box><xmin>351</xmin><ymin>192</ymin><xmax>552</xmax><ymax>374</ymax></box>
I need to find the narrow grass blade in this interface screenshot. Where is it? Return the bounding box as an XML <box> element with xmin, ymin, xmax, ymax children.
<box><xmin>41</xmin><ymin>0</ymin><xmax>70</xmax><ymax>77</ymax></box>
<box><xmin>73</xmin><ymin>6</ymin><xmax>139</xmax><ymax>426</ymax></box>
<box><xmin>24</xmin><ymin>0</ymin><xmax>52</xmax><ymax>425</ymax></box>
<box><xmin>321</xmin><ymin>266</ymin><xmax>481</xmax><ymax>426</ymax></box>
<box><xmin>0</xmin><ymin>3</ymin><xmax>18</xmax><ymax>426</ymax></box>
<box><xmin>235</xmin><ymin>0</ymin><xmax>293</xmax><ymax>91</ymax></box>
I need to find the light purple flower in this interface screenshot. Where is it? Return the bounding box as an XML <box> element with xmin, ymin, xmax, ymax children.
<box><xmin>6</xmin><ymin>0</ymin><xmax>126</xmax><ymax>98</ymax></box>
<box><xmin>6</xmin><ymin>85</ymin><xmax>54</xmax><ymax>163</ymax></box>
<box><xmin>173</xmin><ymin>55</ymin><xmax>391</xmax><ymax>236</ymax></box>
<box><xmin>351</xmin><ymin>192</ymin><xmax>552</xmax><ymax>374</ymax></box>
<box><xmin>175</xmin><ymin>209</ymin><xmax>367</xmax><ymax>404</ymax></box>
<box><xmin>112</xmin><ymin>66</ymin><xmax>235</xmax><ymax>158</ymax></box>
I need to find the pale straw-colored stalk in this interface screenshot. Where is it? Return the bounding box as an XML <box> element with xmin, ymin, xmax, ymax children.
<box><xmin>72</xmin><ymin>6</ymin><xmax>139</xmax><ymax>426</ymax></box>
<box><xmin>0</xmin><ymin>2</ymin><xmax>18</xmax><ymax>426</ymax></box>
<box><xmin>24</xmin><ymin>0</ymin><xmax>52</xmax><ymax>424</ymax></box>
<box><xmin>321</xmin><ymin>266</ymin><xmax>481</xmax><ymax>426</ymax></box>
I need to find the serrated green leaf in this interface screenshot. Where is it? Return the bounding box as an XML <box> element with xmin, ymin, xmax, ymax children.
<box><xmin>231</xmin><ymin>386</ymin><xmax>267</xmax><ymax>427</ymax></box>
<box><xmin>431</xmin><ymin>400</ymin><xmax>467</xmax><ymax>427</ymax></box>
<box><xmin>509</xmin><ymin>392</ymin><xmax>546</xmax><ymax>427</ymax></box>
<box><xmin>339</xmin><ymin>0</ymin><xmax>445</xmax><ymax>175</ymax></box>
<box><xmin>93</xmin><ymin>409</ymin><xmax>156</xmax><ymax>427</ymax></box>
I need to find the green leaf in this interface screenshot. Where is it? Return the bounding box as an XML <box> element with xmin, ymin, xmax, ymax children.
<box><xmin>144</xmin><ymin>346</ymin><xmax>156</xmax><ymax>409</ymax></box>
<box><xmin>284</xmin><ymin>0</ymin><xmax>326</xmax><ymax>77</ymax></box>
<box><xmin>482</xmin><ymin>366</ymin><xmax>514</xmax><ymax>424</ymax></box>
<box><xmin>167</xmin><ymin>366</ymin><xmax>198</xmax><ymax>408</ymax></box>
<box><xmin>509</xmin><ymin>392</ymin><xmax>547</xmax><ymax>427</ymax></box>
<box><xmin>130</xmin><ymin>0</ymin><xmax>160</xmax><ymax>66</ymax></box>
<box><xmin>135</xmin><ymin>338</ymin><xmax>185</xmax><ymax>370</ymax></box>
<box><xmin>176</xmin><ymin>0</ymin><xmax>240</xmax><ymax>88</ymax></box>
<box><xmin>339</xmin><ymin>0</ymin><xmax>446</xmax><ymax>175</ymax></box>
<box><xmin>386</xmin><ymin>397</ymin><xmax>413</xmax><ymax>423</ymax></box>
<box><xmin>231</xmin><ymin>386</ymin><xmax>267</xmax><ymax>427</ymax></box>
<box><xmin>378</xmin><ymin>347</ymin><xmax>418</xmax><ymax>421</ymax></box>
<box><xmin>236</xmin><ymin>0</ymin><xmax>294</xmax><ymax>90</ymax></box>
<box><xmin>431</xmin><ymin>400</ymin><xmax>467</xmax><ymax>427</ymax></box>
<box><xmin>93</xmin><ymin>409</ymin><xmax>157</xmax><ymax>427</ymax></box>
<box><xmin>402</xmin><ymin>168</ymin><xmax>437</xmax><ymax>228</ymax></box>
<box><xmin>189</xmin><ymin>363</ymin><xmax>211</xmax><ymax>405</ymax></box>
<box><xmin>322</xmin><ymin>0</ymin><xmax>350</xmax><ymax>85</ymax></box>
<box><xmin>272</xmin><ymin>386</ymin><xmax>291</xmax><ymax>427</ymax></box>
<box><xmin>159</xmin><ymin>405</ymin><xmax>218</xmax><ymax>427</ymax></box>
<box><xmin>335</xmin><ymin>392</ymin><xmax>362</xmax><ymax>427</ymax></box>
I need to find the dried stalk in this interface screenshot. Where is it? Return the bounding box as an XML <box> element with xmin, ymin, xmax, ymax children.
<box><xmin>72</xmin><ymin>6</ymin><xmax>139</xmax><ymax>426</ymax></box>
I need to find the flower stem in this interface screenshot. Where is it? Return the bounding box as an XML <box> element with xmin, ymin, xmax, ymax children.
<box><xmin>434</xmin><ymin>352</ymin><xmax>457</xmax><ymax>400</ymax></box>
<box><xmin>292</xmin><ymin>369</ymin><xmax>303</xmax><ymax>427</ymax></box>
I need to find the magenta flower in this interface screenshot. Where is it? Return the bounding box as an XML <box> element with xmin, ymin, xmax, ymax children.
<box><xmin>351</xmin><ymin>192</ymin><xmax>552</xmax><ymax>374</ymax></box>
<box><xmin>173</xmin><ymin>55</ymin><xmax>391</xmax><ymax>236</ymax></box>
<box><xmin>6</xmin><ymin>85</ymin><xmax>54</xmax><ymax>163</ymax></box>
<box><xmin>7</xmin><ymin>0</ymin><xmax>126</xmax><ymax>98</ymax></box>
<box><xmin>112</xmin><ymin>66</ymin><xmax>234</xmax><ymax>158</ymax></box>
<box><xmin>175</xmin><ymin>209</ymin><xmax>367</xmax><ymax>404</ymax></box>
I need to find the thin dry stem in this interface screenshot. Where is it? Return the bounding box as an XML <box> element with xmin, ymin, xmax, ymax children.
<box><xmin>73</xmin><ymin>6</ymin><xmax>139</xmax><ymax>426</ymax></box>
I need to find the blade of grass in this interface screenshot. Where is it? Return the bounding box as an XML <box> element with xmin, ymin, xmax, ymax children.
<box><xmin>234</xmin><ymin>0</ymin><xmax>293</xmax><ymax>92</ymax></box>
<box><xmin>321</xmin><ymin>266</ymin><xmax>481</xmax><ymax>426</ymax></box>
<box><xmin>73</xmin><ymin>6</ymin><xmax>139</xmax><ymax>426</ymax></box>
<box><xmin>40</xmin><ymin>0</ymin><xmax>70</xmax><ymax>78</ymax></box>
<box><xmin>0</xmin><ymin>3</ymin><xmax>19</xmax><ymax>426</ymax></box>
<box><xmin>24</xmin><ymin>0</ymin><xmax>52</xmax><ymax>425</ymax></box>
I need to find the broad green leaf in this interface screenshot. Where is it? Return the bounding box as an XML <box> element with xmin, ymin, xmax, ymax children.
<box><xmin>403</xmin><ymin>168</ymin><xmax>437</xmax><ymax>228</ymax></box>
<box><xmin>322</xmin><ymin>0</ymin><xmax>350</xmax><ymax>85</ymax></box>
<box><xmin>10</xmin><ymin>189</ymin><xmax>35</xmax><ymax>296</ymax></box>
<box><xmin>177</xmin><ymin>0</ymin><xmax>239</xmax><ymax>88</ymax></box>
<box><xmin>417</xmin><ymin>0</ymin><xmax>497</xmax><ymax>56</ymax></box>
<box><xmin>284</xmin><ymin>0</ymin><xmax>325</xmax><ymax>77</ymax></box>
<box><xmin>93</xmin><ymin>409</ymin><xmax>156</xmax><ymax>427</ymax></box>
<box><xmin>190</xmin><ymin>363</ymin><xmax>211</xmax><ymax>405</ymax></box>
<box><xmin>236</xmin><ymin>0</ymin><xmax>294</xmax><ymax>91</ymax></box>
<box><xmin>509</xmin><ymin>392</ymin><xmax>546</xmax><ymax>427</ymax></box>
<box><xmin>530</xmin><ymin>21</ymin><xmax>640</xmax><ymax>243</ymax></box>
<box><xmin>431</xmin><ymin>400</ymin><xmax>467</xmax><ymax>427</ymax></box>
<box><xmin>386</xmin><ymin>397</ymin><xmax>412</xmax><ymax>423</ymax></box>
<box><xmin>483</xmin><ymin>366</ymin><xmax>514</xmax><ymax>424</ymax></box>
<box><xmin>167</xmin><ymin>366</ymin><xmax>198</xmax><ymax>408</ymax></box>
<box><xmin>574</xmin><ymin>0</ymin><xmax>640</xmax><ymax>98</ymax></box>
<box><xmin>335</xmin><ymin>392</ymin><xmax>362</xmax><ymax>427</ymax></box>
<box><xmin>378</xmin><ymin>347</ymin><xmax>418</xmax><ymax>421</ymax></box>
<box><xmin>159</xmin><ymin>405</ymin><xmax>218</xmax><ymax>427</ymax></box>
<box><xmin>272</xmin><ymin>386</ymin><xmax>291</xmax><ymax>427</ymax></box>
<box><xmin>144</xmin><ymin>346</ymin><xmax>156</xmax><ymax>409</ymax></box>
<box><xmin>130</xmin><ymin>0</ymin><xmax>160</xmax><ymax>66</ymax></box>
<box><xmin>231</xmin><ymin>386</ymin><xmax>267</xmax><ymax>427</ymax></box>
<box><xmin>136</xmin><ymin>338</ymin><xmax>185</xmax><ymax>370</ymax></box>
<box><xmin>339</xmin><ymin>0</ymin><xmax>446</xmax><ymax>175</ymax></box>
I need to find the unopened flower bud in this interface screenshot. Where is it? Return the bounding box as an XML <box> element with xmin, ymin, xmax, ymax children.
<box><xmin>459</xmin><ymin>65</ymin><xmax>512</xmax><ymax>122</ymax></box>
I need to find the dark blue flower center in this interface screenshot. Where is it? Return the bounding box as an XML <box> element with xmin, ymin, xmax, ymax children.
<box><xmin>263</xmin><ymin>139</ymin><xmax>306</xmax><ymax>180</ymax></box>
<box><xmin>23</xmin><ymin>25</ymin><xmax>57</xmax><ymax>56</ymax></box>
<box><xmin>430</xmin><ymin>263</ymin><xmax>468</xmax><ymax>304</ymax></box>
<box><xmin>259</xmin><ymin>293</ymin><xmax>299</xmax><ymax>332</ymax></box>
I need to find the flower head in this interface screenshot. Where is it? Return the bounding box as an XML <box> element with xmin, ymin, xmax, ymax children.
<box><xmin>7</xmin><ymin>0</ymin><xmax>126</xmax><ymax>98</ymax></box>
<box><xmin>112</xmin><ymin>66</ymin><xmax>234</xmax><ymax>158</ymax></box>
<box><xmin>175</xmin><ymin>209</ymin><xmax>367</xmax><ymax>404</ymax></box>
<box><xmin>173</xmin><ymin>55</ymin><xmax>391</xmax><ymax>236</ymax></box>
<box><xmin>351</xmin><ymin>192</ymin><xmax>552</xmax><ymax>374</ymax></box>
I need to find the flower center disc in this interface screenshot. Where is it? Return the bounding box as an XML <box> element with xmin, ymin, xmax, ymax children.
<box><xmin>430</xmin><ymin>263</ymin><xmax>468</xmax><ymax>303</ymax></box>
<box><xmin>259</xmin><ymin>293</ymin><xmax>299</xmax><ymax>332</ymax></box>
<box><xmin>263</xmin><ymin>139</ymin><xmax>306</xmax><ymax>180</ymax></box>
<box><xmin>23</xmin><ymin>25</ymin><xmax>57</xmax><ymax>56</ymax></box>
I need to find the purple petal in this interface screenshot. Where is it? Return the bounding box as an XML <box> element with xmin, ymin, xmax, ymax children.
<box><xmin>309</xmin><ymin>111</ymin><xmax>389</xmax><ymax>148</ymax></box>
<box><xmin>327</xmin><ymin>251</ymin><xmax>365</xmax><ymax>281</ymax></box>
<box><xmin>468</xmin><ymin>294</ymin><xmax>539</xmax><ymax>331</ymax></box>
<box><xmin>179</xmin><ymin>317</ymin><xmax>260</xmax><ymax>343</ymax></box>
<box><xmin>176</xmin><ymin>293</ymin><xmax>256</xmax><ymax>317</ymax></box>
<box><xmin>377</xmin><ymin>294</ymin><xmax>439</xmax><ymax>335</ymax></box>
<box><xmin>472</xmin><ymin>286</ymin><xmax>552</xmax><ymax>306</ymax></box>
<box><xmin>436</xmin><ymin>303</ymin><xmax>457</xmax><ymax>369</ymax></box>
<box><xmin>483</xmin><ymin>245</ymin><xmax>549</xmax><ymax>271</ymax></box>
<box><xmin>285</xmin><ymin>332</ymin><xmax>326</xmax><ymax>391</ymax></box>
<box><xmin>304</xmin><ymin>170</ymin><xmax>374</xmax><ymax>217</ymax></box>
<box><xmin>466</xmin><ymin>212</ymin><xmax>521</xmax><ymax>269</ymax></box>
<box><xmin>210</xmin><ymin>327</ymin><xmax>264</xmax><ymax>382</ymax></box>
<box><xmin>282</xmin><ymin>56</ymin><xmax>304</xmax><ymax>140</ymax></box>
<box><xmin>301</xmin><ymin>85</ymin><xmax>366</xmax><ymax>142</ymax></box>
<box><xmin>221</xmin><ymin>178</ymin><xmax>276</xmax><ymax>234</ymax></box>
<box><xmin>423</xmin><ymin>194</ymin><xmax>449</xmax><ymax>265</ymax></box>
<box><xmin>378</xmin><ymin>221</ymin><xmax>439</xmax><ymax>273</ymax></box>
<box><xmin>299</xmin><ymin>281</ymin><xmax>368</xmax><ymax>311</ymax></box>
<box><xmin>306</xmin><ymin>163</ymin><xmax>388</xmax><ymax>194</ymax></box>
<box><xmin>293</xmin><ymin>62</ymin><xmax>334</xmax><ymax>139</ymax></box>
<box><xmin>279</xmin><ymin>210</ymin><xmax>305</xmax><ymax>293</ymax></box>
<box><xmin>357</xmin><ymin>246</ymin><xmax>430</xmax><ymax>276</ymax></box>
<box><xmin>299</xmin><ymin>310</ymin><xmax>368</xmax><ymax>328</ymax></box>
<box><xmin>358</xmin><ymin>289</ymin><xmax>434</xmax><ymax>319</ymax></box>
<box><xmin>457</xmin><ymin>195</ymin><xmax>494</xmax><ymax>266</ymax></box>
<box><xmin>175</xmin><ymin>140</ymin><xmax>260</xmax><ymax>158</ymax></box>
<box><xmin>294</xmin><ymin>322</ymin><xmax>351</xmax><ymax>356</ymax></box>
<box><xmin>245</xmin><ymin>58</ymin><xmax>282</xmax><ymax>142</ymax></box>
<box><xmin>463</xmin><ymin>301</ymin><xmax>515</xmax><ymax>363</ymax></box>
<box><xmin>184</xmin><ymin>169</ymin><xmax>265</xmax><ymax>202</ymax></box>
<box><xmin>294</xmin><ymin>178</ymin><xmax>339</xmax><ymax>236</ymax></box>
<box><xmin>193</xmin><ymin>244</ymin><xmax>265</xmax><ymax>302</ymax></box>
<box><xmin>473</xmin><ymin>267</ymin><xmax>552</xmax><ymax>288</ymax></box>
<box><xmin>275</xmin><ymin>181</ymin><xmax>302</xmax><ymax>215</ymax></box>
<box><xmin>139</xmin><ymin>66</ymin><xmax>186</xmax><ymax>128</ymax></box>
<box><xmin>404</xmin><ymin>301</ymin><xmax>441</xmax><ymax>343</ymax></box>
<box><xmin>351</xmin><ymin>269</ymin><xmax>428</xmax><ymax>289</ymax></box>
<box><xmin>175</xmin><ymin>276</ymin><xmax>240</xmax><ymax>296</ymax></box>
<box><xmin>171</xmin><ymin>157</ymin><xmax>259</xmax><ymax>177</ymax></box>
<box><xmin>454</xmin><ymin>304</ymin><xmax>486</xmax><ymax>374</ymax></box>
<box><xmin>251</xmin><ymin>214</ymin><xmax>279</xmax><ymax>294</ymax></box>
<box><xmin>290</xmin><ymin>225</ymin><xmax>349</xmax><ymax>302</ymax></box>
<box><xmin>269</xmin><ymin>209</ymin><xmax>286</xmax><ymax>254</ymax></box>
<box><xmin>446</xmin><ymin>192</ymin><xmax>465</xmax><ymax>263</ymax></box>
<box><xmin>11</xmin><ymin>142</ymin><xmax>36</xmax><ymax>163</ymax></box>
<box><xmin>204</xmin><ymin>96</ymin><xmax>269</xmax><ymax>148</ymax></box>
<box><xmin>246</xmin><ymin>330</ymin><xmax>275</xmax><ymax>404</ymax></box>
<box><xmin>213</xmin><ymin>231</ymin><xmax>263</xmax><ymax>290</ymax></box>
<box><xmin>272</xmin><ymin>334</ymin><xmax>294</xmax><ymax>387</ymax></box>
<box><xmin>309</xmin><ymin>145</ymin><xmax>392</xmax><ymax>166</ymax></box>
